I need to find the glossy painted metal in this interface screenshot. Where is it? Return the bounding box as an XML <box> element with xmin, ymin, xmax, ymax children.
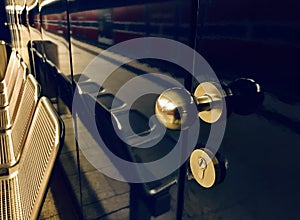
<box><xmin>3</xmin><ymin>0</ymin><xmax>300</xmax><ymax>220</ymax></box>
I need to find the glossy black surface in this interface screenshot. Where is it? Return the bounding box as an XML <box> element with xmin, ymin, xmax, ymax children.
<box><xmin>2</xmin><ymin>0</ymin><xmax>300</xmax><ymax>219</ymax></box>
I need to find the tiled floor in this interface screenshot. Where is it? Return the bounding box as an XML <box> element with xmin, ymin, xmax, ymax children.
<box><xmin>39</xmin><ymin>109</ymin><xmax>178</xmax><ymax>220</ymax></box>
<box><xmin>40</xmin><ymin>113</ymin><xmax>131</xmax><ymax>220</ymax></box>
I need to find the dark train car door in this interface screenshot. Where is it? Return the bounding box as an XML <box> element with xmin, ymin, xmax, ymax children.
<box><xmin>66</xmin><ymin>0</ymin><xmax>300</xmax><ymax>219</ymax></box>
<box><xmin>179</xmin><ymin>1</ymin><xmax>300</xmax><ymax>219</ymax></box>
<box><xmin>8</xmin><ymin>0</ymin><xmax>300</xmax><ymax>219</ymax></box>
<box><xmin>37</xmin><ymin>0</ymin><xmax>300</xmax><ymax>219</ymax></box>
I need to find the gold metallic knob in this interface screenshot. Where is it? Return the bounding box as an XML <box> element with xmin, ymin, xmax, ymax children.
<box><xmin>155</xmin><ymin>78</ymin><xmax>263</xmax><ymax>129</ymax></box>
<box><xmin>155</xmin><ymin>82</ymin><xmax>224</xmax><ymax>129</ymax></box>
<box><xmin>155</xmin><ymin>87</ymin><xmax>197</xmax><ymax>130</ymax></box>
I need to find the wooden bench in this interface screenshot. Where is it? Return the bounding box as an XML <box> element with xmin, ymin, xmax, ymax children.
<box><xmin>0</xmin><ymin>97</ymin><xmax>64</xmax><ymax>219</ymax></box>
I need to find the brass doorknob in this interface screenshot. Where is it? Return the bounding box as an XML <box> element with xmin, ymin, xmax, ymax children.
<box><xmin>155</xmin><ymin>78</ymin><xmax>263</xmax><ymax>130</ymax></box>
<box><xmin>155</xmin><ymin>87</ymin><xmax>198</xmax><ymax>130</ymax></box>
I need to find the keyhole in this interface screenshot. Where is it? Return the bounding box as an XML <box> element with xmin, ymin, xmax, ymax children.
<box><xmin>198</xmin><ymin>157</ymin><xmax>207</xmax><ymax>179</ymax></box>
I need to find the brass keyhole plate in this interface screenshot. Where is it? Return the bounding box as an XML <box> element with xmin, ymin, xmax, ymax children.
<box><xmin>189</xmin><ymin>148</ymin><xmax>220</xmax><ymax>188</ymax></box>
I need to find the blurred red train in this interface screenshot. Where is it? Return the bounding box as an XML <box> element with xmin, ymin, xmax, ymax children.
<box><xmin>37</xmin><ymin>1</ymin><xmax>192</xmax><ymax>47</ymax></box>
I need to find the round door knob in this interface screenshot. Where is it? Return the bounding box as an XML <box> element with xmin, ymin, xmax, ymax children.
<box><xmin>155</xmin><ymin>78</ymin><xmax>263</xmax><ymax>129</ymax></box>
<box><xmin>155</xmin><ymin>87</ymin><xmax>198</xmax><ymax>130</ymax></box>
<box><xmin>155</xmin><ymin>82</ymin><xmax>226</xmax><ymax>128</ymax></box>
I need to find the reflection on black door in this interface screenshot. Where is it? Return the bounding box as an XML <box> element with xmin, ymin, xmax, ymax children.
<box><xmin>5</xmin><ymin>0</ymin><xmax>300</xmax><ymax>219</ymax></box>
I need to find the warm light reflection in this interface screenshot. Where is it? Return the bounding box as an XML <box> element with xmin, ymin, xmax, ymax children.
<box><xmin>5</xmin><ymin>5</ymin><xmax>14</xmax><ymax>11</ymax></box>
<box><xmin>39</xmin><ymin>0</ymin><xmax>58</xmax><ymax>8</ymax></box>
<box><xmin>27</xmin><ymin>0</ymin><xmax>38</xmax><ymax>11</ymax></box>
<box><xmin>5</xmin><ymin>4</ymin><xmax>25</xmax><ymax>12</ymax></box>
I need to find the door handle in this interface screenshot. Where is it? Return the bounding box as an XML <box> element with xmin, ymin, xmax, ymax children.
<box><xmin>155</xmin><ymin>78</ymin><xmax>264</xmax><ymax>130</ymax></box>
<box><xmin>155</xmin><ymin>78</ymin><xmax>263</xmax><ymax>188</ymax></box>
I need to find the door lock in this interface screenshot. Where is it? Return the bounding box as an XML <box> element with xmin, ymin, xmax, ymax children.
<box><xmin>189</xmin><ymin>148</ymin><xmax>227</xmax><ymax>188</ymax></box>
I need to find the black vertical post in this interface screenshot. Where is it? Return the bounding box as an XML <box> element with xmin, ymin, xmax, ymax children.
<box><xmin>176</xmin><ymin>162</ymin><xmax>187</xmax><ymax>220</ymax></box>
<box><xmin>175</xmin><ymin>130</ymin><xmax>190</xmax><ymax>220</ymax></box>
<box><xmin>130</xmin><ymin>184</ymin><xmax>152</xmax><ymax>220</ymax></box>
<box><xmin>176</xmin><ymin>0</ymin><xmax>200</xmax><ymax>217</ymax></box>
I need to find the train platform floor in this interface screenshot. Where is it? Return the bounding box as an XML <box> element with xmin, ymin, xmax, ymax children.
<box><xmin>39</xmin><ymin>112</ymin><xmax>130</xmax><ymax>220</ymax></box>
<box><xmin>39</xmin><ymin>112</ymin><xmax>175</xmax><ymax>220</ymax></box>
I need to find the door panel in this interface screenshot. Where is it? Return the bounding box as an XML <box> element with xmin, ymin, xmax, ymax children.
<box><xmin>181</xmin><ymin>0</ymin><xmax>300</xmax><ymax>219</ymax></box>
<box><xmin>7</xmin><ymin>0</ymin><xmax>300</xmax><ymax>219</ymax></box>
<box><xmin>68</xmin><ymin>1</ymin><xmax>197</xmax><ymax>218</ymax></box>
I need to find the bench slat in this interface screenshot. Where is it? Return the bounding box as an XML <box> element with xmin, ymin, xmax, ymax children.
<box><xmin>0</xmin><ymin>74</ymin><xmax>40</xmax><ymax>167</ymax></box>
<box><xmin>0</xmin><ymin>97</ymin><xmax>64</xmax><ymax>220</ymax></box>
